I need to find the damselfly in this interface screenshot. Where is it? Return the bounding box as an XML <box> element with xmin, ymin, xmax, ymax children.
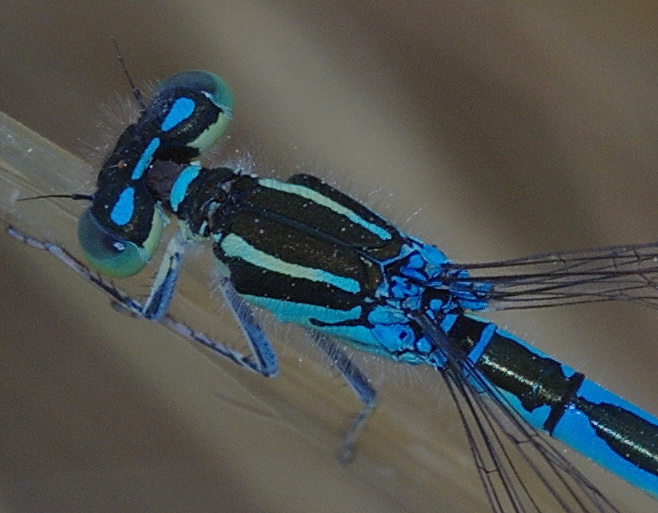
<box><xmin>7</xmin><ymin>69</ymin><xmax>658</xmax><ymax>513</ymax></box>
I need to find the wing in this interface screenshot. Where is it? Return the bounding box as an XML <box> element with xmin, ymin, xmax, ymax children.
<box><xmin>415</xmin><ymin>313</ymin><xmax>622</xmax><ymax>513</ymax></box>
<box><xmin>442</xmin><ymin>241</ymin><xmax>658</xmax><ymax>310</ymax></box>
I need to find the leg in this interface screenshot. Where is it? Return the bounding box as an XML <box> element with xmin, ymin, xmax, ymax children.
<box><xmin>7</xmin><ymin>226</ymin><xmax>279</xmax><ymax>377</ymax></box>
<box><xmin>141</xmin><ymin>230</ymin><xmax>185</xmax><ymax>320</ymax></box>
<box><xmin>309</xmin><ymin>331</ymin><xmax>377</xmax><ymax>464</ymax></box>
<box><xmin>216</xmin><ymin>275</ymin><xmax>278</xmax><ymax>377</ymax></box>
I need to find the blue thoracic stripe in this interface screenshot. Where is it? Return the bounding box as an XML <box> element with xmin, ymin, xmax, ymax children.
<box><xmin>258</xmin><ymin>178</ymin><xmax>392</xmax><ymax>241</ymax></box>
<box><xmin>161</xmin><ymin>97</ymin><xmax>196</xmax><ymax>131</ymax></box>
<box><xmin>131</xmin><ymin>137</ymin><xmax>160</xmax><ymax>180</ymax></box>
<box><xmin>109</xmin><ymin>186</ymin><xmax>135</xmax><ymax>226</ymax></box>
<box><xmin>220</xmin><ymin>233</ymin><xmax>362</xmax><ymax>293</ymax></box>
<box><xmin>243</xmin><ymin>294</ymin><xmax>365</xmax><ymax>326</ymax></box>
<box><xmin>170</xmin><ymin>165</ymin><xmax>200</xmax><ymax>212</ymax></box>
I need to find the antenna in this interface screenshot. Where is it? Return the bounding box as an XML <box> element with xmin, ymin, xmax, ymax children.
<box><xmin>111</xmin><ymin>36</ymin><xmax>147</xmax><ymax>113</ymax></box>
<box><xmin>18</xmin><ymin>193</ymin><xmax>94</xmax><ymax>202</ymax></box>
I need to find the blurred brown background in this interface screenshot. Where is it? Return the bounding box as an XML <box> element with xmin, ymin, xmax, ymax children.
<box><xmin>1</xmin><ymin>2</ymin><xmax>657</xmax><ymax>512</ymax></box>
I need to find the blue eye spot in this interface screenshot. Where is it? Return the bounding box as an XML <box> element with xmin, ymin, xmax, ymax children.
<box><xmin>161</xmin><ymin>97</ymin><xmax>196</xmax><ymax>132</ymax></box>
<box><xmin>110</xmin><ymin>187</ymin><xmax>135</xmax><ymax>226</ymax></box>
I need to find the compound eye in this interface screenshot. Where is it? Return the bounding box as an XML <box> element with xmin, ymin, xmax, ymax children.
<box><xmin>78</xmin><ymin>207</ymin><xmax>163</xmax><ymax>277</ymax></box>
<box><xmin>153</xmin><ymin>71</ymin><xmax>234</xmax><ymax>155</ymax></box>
<box><xmin>154</xmin><ymin>70</ymin><xmax>233</xmax><ymax>113</ymax></box>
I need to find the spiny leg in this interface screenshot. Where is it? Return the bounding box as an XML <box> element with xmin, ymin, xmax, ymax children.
<box><xmin>216</xmin><ymin>275</ymin><xmax>278</xmax><ymax>377</ymax></box>
<box><xmin>11</xmin><ymin>226</ymin><xmax>371</xmax><ymax>460</ymax></box>
<box><xmin>6</xmin><ymin>226</ymin><xmax>278</xmax><ymax>377</ymax></box>
<box><xmin>309</xmin><ymin>331</ymin><xmax>377</xmax><ymax>464</ymax></box>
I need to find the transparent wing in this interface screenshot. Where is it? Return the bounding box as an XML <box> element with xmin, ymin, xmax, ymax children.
<box><xmin>415</xmin><ymin>314</ymin><xmax>621</xmax><ymax>513</ymax></box>
<box><xmin>443</xmin><ymin>242</ymin><xmax>658</xmax><ymax>310</ymax></box>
